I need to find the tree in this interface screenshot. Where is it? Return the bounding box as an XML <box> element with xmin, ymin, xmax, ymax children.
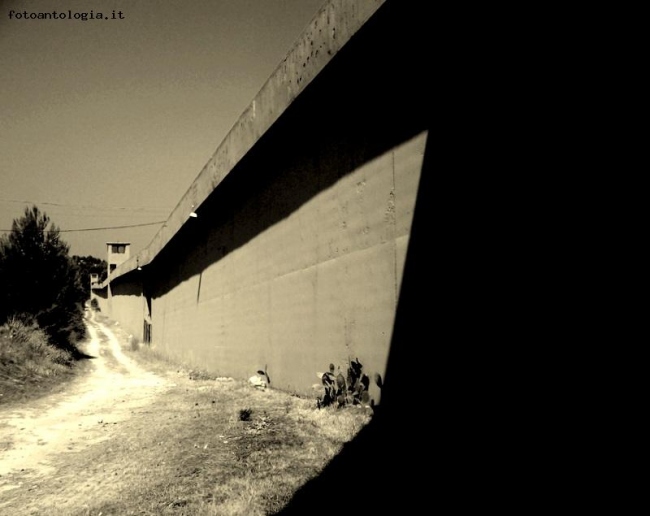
<box><xmin>0</xmin><ymin>206</ymin><xmax>86</xmax><ymax>351</ymax></box>
<box><xmin>71</xmin><ymin>254</ymin><xmax>108</xmax><ymax>287</ymax></box>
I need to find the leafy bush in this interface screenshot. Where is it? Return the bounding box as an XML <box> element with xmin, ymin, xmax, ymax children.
<box><xmin>0</xmin><ymin>206</ymin><xmax>87</xmax><ymax>351</ymax></box>
<box><xmin>316</xmin><ymin>357</ymin><xmax>381</xmax><ymax>409</ymax></box>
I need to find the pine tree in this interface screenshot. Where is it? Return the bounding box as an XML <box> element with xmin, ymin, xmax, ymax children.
<box><xmin>0</xmin><ymin>206</ymin><xmax>86</xmax><ymax>351</ymax></box>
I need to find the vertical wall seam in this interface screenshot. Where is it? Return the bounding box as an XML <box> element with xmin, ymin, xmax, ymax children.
<box><xmin>392</xmin><ymin>149</ymin><xmax>398</xmax><ymax>309</ymax></box>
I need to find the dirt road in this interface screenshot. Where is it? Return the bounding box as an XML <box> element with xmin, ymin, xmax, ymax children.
<box><xmin>0</xmin><ymin>313</ymin><xmax>375</xmax><ymax>515</ymax></box>
<box><xmin>0</xmin><ymin>313</ymin><xmax>170</xmax><ymax>497</ymax></box>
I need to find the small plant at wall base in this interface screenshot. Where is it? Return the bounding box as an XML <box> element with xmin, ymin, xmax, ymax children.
<box><xmin>316</xmin><ymin>357</ymin><xmax>382</xmax><ymax>409</ymax></box>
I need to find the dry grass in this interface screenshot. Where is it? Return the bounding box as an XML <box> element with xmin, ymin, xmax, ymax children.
<box><xmin>4</xmin><ymin>371</ymin><xmax>371</xmax><ymax>515</ymax></box>
<box><xmin>0</xmin><ymin>320</ymin><xmax>82</xmax><ymax>407</ymax></box>
<box><xmin>0</xmin><ymin>314</ymin><xmax>373</xmax><ymax>515</ymax></box>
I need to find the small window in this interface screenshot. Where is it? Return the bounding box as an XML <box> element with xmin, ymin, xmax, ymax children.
<box><xmin>110</xmin><ymin>264</ymin><xmax>117</xmax><ymax>272</ymax></box>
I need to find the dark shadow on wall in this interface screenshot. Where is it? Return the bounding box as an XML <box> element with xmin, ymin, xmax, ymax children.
<box><xmin>111</xmin><ymin>273</ymin><xmax>142</xmax><ymax>297</ymax></box>
<box><xmin>92</xmin><ymin>286</ymin><xmax>108</xmax><ymax>301</ymax></box>
<box><xmin>147</xmin><ymin>0</ymin><xmax>430</xmax><ymax>299</ymax></box>
<box><xmin>274</xmin><ymin>88</ymin><xmax>432</xmax><ymax>515</ymax></box>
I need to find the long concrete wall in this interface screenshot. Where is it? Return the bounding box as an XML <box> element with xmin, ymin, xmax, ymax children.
<box><xmin>90</xmin><ymin>286</ymin><xmax>109</xmax><ymax>315</ymax></box>
<box><xmin>109</xmin><ymin>275</ymin><xmax>144</xmax><ymax>342</ymax></box>
<box><xmin>151</xmin><ymin>132</ymin><xmax>425</xmax><ymax>400</ymax></box>
<box><xmin>103</xmin><ymin>0</ymin><xmax>430</xmax><ymax>401</ymax></box>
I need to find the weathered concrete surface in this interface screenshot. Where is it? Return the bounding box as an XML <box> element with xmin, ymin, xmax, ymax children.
<box><xmin>109</xmin><ymin>275</ymin><xmax>144</xmax><ymax>343</ymax></box>
<box><xmin>105</xmin><ymin>0</ymin><xmax>430</xmax><ymax>399</ymax></box>
<box><xmin>90</xmin><ymin>285</ymin><xmax>109</xmax><ymax>314</ymax></box>
<box><xmin>150</xmin><ymin>132</ymin><xmax>426</xmax><ymax>400</ymax></box>
<box><xmin>106</xmin><ymin>0</ymin><xmax>387</xmax><ymax>283</ymax></box>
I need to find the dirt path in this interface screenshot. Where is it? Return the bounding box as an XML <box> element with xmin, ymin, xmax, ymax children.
<box><xmin>0</xmin><ymin>313</ymin><xmax>170</xmax><ymax>496</ymax></box>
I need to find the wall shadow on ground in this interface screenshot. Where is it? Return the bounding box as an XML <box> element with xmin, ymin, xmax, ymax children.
<box><xmin>147</xmin><ymin>0</ymin><xmax>429</xmax><ymax>300</ymax></box>
<box><xmin>72</xmin><ymin>349</ymin><xmax>96</xmax><ymax>361</ymax></box>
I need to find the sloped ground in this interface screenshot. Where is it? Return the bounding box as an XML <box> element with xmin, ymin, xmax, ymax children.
<box><xmin>0</xmin><ymin>313</ymin><xmax>371</xmax><ymax>515</ymax></box>
<box><xmin>0</xmin><ymin>321</ymin><xmax>81</xmax><ymax>408</ymax></box>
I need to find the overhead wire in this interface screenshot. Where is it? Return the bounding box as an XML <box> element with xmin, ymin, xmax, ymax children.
<box><xmin>0</xmin><ymin>198</ymin><xmax>171</xmax><ymax>213</ymax></box>
<box><xmin>0</xmin><ymin>220</ymin><xmax>166</xmax><ymax>233</ymax></box>
<box><xmin>0</xmin><ymin>198</ymin><xmax>170</xmax><ymax>233</ymax></box>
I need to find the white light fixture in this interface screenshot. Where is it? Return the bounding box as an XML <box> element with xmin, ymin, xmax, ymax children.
<box><xmin>189</xmin><ymin>204</ymin><xmax>198</xmax><ymax>218</ymax></box>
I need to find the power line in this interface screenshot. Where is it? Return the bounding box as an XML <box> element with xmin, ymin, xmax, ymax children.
<box><xmin>0</xmin><ymin>220</ymin><xmax>166</xmax><ymax>233</ymax></box>
<box><xmin>0</xmin><ymin>198</ymin><xmax>171</xmax><ymax>213</ymax></box>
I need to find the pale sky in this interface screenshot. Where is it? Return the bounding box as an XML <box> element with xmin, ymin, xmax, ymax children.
<box><xmin>0</xmin><ymin>0</ymin><xmax>326</xmax><ymax>259</ymax></box>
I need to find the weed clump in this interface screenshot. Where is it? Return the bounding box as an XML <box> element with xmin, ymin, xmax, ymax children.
<box><xmin>316</xmin><ymin>357</ymin><xmax>382</xmax><ymax>409</ymax></box>
<box><xmin>188</xmin><ymin>368</ymin><xmax>218</xmax><ymax>381</ymax></box>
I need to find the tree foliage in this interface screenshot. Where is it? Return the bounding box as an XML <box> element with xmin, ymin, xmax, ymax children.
<box><xmin>71</xmin><ymin>254</ymin><xmax>108</xmax><ymax>287</ymax></box>
<box><xmin>0</xmin><ymin>206</ymin><xmax>86</xmax><ymax>351</ymax></box>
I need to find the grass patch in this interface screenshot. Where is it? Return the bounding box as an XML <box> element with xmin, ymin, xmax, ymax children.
<box><xmin>1</xmin><ymin>314</ymin><xmax>373</xmax><ymax>515</ymax></box>
<box><xmin>67</xmin><ymin>381</ymin><xmax>370</xmax><ymax>515</ymax></box>
<box><xmin>2</xmin><ymin>374</ymin><xmax>372</xmax><ymax>516</ymax></box>
<box><xmin>0</xmin><ymin>319</ymin><xmax>84</xmax><ymax>407</ymax></box>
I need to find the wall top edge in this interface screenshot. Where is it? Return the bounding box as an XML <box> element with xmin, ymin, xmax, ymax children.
<box><xmin>104</xmin><ymin>0</ymin><xmax>386</xmax><ymax>286</ymax></box>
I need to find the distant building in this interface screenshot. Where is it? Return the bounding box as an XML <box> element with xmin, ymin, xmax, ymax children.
<box><xmin>106</xmin><ymin>242</ymin><xmax>130</xmax><ymax>277</ymax></box>
<box><xmin>90</xmin><ymin>273</ymin><xmax>100</xmax><ymax>289</ymax></box>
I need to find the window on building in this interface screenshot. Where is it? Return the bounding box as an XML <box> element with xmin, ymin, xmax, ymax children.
<box><xmin>110</xmin><ymin>264</ymin><xmax>117</xmax><ymax>272</ymax></box>
<box><xmin>111</xmin><ymin>244</ymin><xmax>126</xmax><ymax>254</ymax></box>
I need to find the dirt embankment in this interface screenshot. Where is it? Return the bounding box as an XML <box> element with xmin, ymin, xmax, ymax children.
<box><xmin>0</xmin><ymin>314</ymin><xmax>170</xmax><ymax>494</ymax></box>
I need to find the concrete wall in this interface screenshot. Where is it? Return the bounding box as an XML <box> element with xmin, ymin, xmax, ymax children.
<box><xmin>150</xmin><ymin>132</ymin><xmax>425</xmax><ymax>400</ymax></box>
<box><xmin>109</xmin><ymin>274</ymin><xmax>144</xmax><ymax>343</ymax></box>
<box><xmin>104</xmin><ymin>0</ymin><xmax>430</xmax><ymax>401</ymax></box>
<box><xmin>90</xmin><ymin>286</ymin><xmax>109</xmax><ymax>314</ymax></box>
